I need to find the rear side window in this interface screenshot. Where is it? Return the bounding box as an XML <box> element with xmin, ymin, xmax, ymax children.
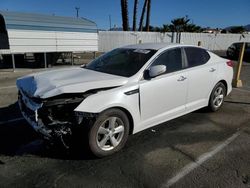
<box><xmin>152</xmin><ymin>48</ymin><xmax>183</xmax><ymax>73</ymax></box>
<box><xmin>185</xmin><ymin>47</ymin><xmax>210</xmax><ymax>68</ymax></box>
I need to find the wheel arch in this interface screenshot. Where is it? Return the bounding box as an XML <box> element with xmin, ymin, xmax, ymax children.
<box><xmin>101</xmin><ymin>106</ymin><xmax>134</xmax><ymax>135</ymax></box>
<box><xmin>208</xmin><ymin>79</ymin><xmax>228</xmax><ymax>103</ymax></box>
<box><xmin>218</xmin><ymin>80</ymin><xmax>228</xmax><ymax>94</ymax></box>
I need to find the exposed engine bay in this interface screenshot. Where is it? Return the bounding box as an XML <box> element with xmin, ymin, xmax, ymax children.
<box><xmin>18</xmin><ymin>89</ymin><xmax>112</xmax><ymax>148</ymax></box>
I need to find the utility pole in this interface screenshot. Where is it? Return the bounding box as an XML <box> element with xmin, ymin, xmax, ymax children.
<box><xmin>75</xmin><ymin>7</ymin><xmax>80</xmax><ymax>18</ymax></box>
<box><xmin>109</xmin><ymin>15</ymin><xmax>112</xmax><ymax>30</ymax></box>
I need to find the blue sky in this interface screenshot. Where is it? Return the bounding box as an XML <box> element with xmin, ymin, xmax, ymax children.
<box><xmin>0</xmin><ymin>0</ymin><xmax>249</xmax><ymax>29</ymax></box>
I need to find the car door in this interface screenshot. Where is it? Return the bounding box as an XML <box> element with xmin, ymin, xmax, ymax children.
<box><xmin>183</xmin><ymin>47</ymin><xmax>217</xmax><ymax>111</ymax></box>
<box><xmin>139</xmin><ymin>47</ymin><xmax>188</xmax><ymax>129</ymax></box>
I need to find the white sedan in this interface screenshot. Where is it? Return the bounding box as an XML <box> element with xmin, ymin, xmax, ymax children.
<box><xmin>16</xmin><ymin>43</ymin><xmax>233</xmax><ymax>157</ymax></box>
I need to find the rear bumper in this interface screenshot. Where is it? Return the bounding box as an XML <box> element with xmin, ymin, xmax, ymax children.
<box><xmin>227</xmin><ymin>82</ymin><xmax>233</xmax><ymax>96</ymax></box>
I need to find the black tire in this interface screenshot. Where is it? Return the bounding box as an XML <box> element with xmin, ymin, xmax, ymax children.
<box><xmin>208</xmin><ymin>82</ymin><xmax>226</xmax><ymax>112</ymax></box>
<box><xmin>88</xmin><ymin>108</ymin><xmax>130</xmax><ymax>157</ymax></box>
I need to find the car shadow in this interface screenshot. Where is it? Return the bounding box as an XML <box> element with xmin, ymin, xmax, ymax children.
<box><xmin>0</xmin><ymin>102</ymin><xmax>22</xmax><ymax>122</ymax></box>
<box><xmin>224</xmin><ymin>100</ymin><xmax>250</xmax><ymax>105</ymax></box>
<box><xmin>0</xmin><ymin>101</ymin><xmax>237</xmax><ymax>162</ymax></box>
<box><xmin>0</xmin><ymin>104</ymin><xmax>95</xmax><ymax>160</ymax></box>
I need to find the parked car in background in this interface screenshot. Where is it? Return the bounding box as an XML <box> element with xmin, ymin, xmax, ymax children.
<box><xmin>227</xmin><ymin>42</ymin><xmax>250</xmax><ymax>61</ymax></box>
<box><xmin>16</xmin><ymin>43</ymin><xmax>233</xmax><ymax>157</ymax></box>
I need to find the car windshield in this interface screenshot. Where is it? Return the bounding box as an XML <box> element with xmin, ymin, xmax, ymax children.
<box><xmin>84</xmin><ymin>48</ymin><xmax>156</xmax><ymax>77</ymax></box>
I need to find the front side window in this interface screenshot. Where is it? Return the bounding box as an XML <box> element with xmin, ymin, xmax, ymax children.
<box><xmin>85</xmin><ymin>48</ymin><xmax>156</xmax><ymax>77</ymax></box>
<box><xmin>151</xmin><ymin>48</ymin><xmax>183</xmax><ymax>73</ymax></box>
<box><xmin>185</xmin><ymin>47</ymin><xmax>210</xmax><ymax>68</ymax></box>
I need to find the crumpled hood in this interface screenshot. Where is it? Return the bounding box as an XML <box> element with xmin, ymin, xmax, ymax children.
<box><xmin>16</xmin><ymin>67</ymin><xmax>128</xmax><ymax>99</ymax></box>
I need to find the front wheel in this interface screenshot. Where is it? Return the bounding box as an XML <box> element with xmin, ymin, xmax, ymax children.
<box><xmin>88</xmin><ymin>109</ymin><xmax>130</xmax><ymax>157</ymax></box>
<box><xmin>208</xmin><ymin>82</ymin><xmax>226</xmax><ymax>112</ymax></box>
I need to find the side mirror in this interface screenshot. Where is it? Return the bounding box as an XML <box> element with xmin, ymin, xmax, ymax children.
<box><xmin>148</xmin><ymin>65</ymin><xmax>166</xmax><ymax>78</ymax></box>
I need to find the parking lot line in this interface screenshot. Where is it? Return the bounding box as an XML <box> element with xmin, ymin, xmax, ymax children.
<box><xmin>0</xmin><ymin>85</ymin><xmax>16</xmax><ymax>90</ymax></box>
<box><xmin>0</xmin><ymin>117</ymin><xmax>24</xmax><ymax>125</ymax></box>
<box><xmin>161</xmin><ymin>131</ymin><xmax>241</xmax><ymax>188</ymax></box>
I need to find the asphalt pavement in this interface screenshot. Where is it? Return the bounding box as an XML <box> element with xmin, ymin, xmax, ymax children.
<box><xmin>0</xmin><ymin>63</ymin><xmax>250</xmax><ymax>188</ymax></box>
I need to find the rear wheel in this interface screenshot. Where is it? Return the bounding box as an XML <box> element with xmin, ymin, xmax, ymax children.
<box><xmin>208</xmin><ymin>82</ymin><xmax>226</xmax><ymax>112</ymax></box>
<box><xmin>88</xmin><ymin>109</ymin><xmax>130</xmax><ymax>157</ymax></box>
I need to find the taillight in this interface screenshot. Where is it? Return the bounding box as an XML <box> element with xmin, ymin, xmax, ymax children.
<box><xmin>226</xmin><ymin>60</ymin><xmax>234</xmax><ymax>67</ymax></box>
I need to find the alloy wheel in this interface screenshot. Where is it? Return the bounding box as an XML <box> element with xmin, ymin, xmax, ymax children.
<box><xmin>213</xmin><ymin>86</ymin><xmax>224</xmax><ymax>108</ymax></box>
<box><xmin>96</xmin><ymin>117</ymin><xmax>125</xmax><ymax>151</ymax></box>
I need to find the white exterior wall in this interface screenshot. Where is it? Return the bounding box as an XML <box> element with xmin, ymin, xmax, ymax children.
<box><xmin>99</xmin><ymin>31</ymin><xmax>250</xmax><ymax>52</ymax></box>
<box><xmin>0</xmin><ymin>29</ymin><xmax>98</xmax><ymax>54</ymax></box>
<box><xmin>2</xmin><ymin>30</ymin><xmax>250</xmax><ymax>54</ymax></box>
<box><xmin>98</xmin><ymin>31</ymin><xmax>173</xmax><ymax>52</ymax></box>
<box><xmin>180</xmin><ymin>32</ymin><xmax>250</xmax><ymax>51</ymax></box>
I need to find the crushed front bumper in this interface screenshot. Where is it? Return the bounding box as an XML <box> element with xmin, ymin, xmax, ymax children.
<box><xmin>18</xmin><ymin>91</ymin><xmax>52</xmax><ymax>139</ymax></box>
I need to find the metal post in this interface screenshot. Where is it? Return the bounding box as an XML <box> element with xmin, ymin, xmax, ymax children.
<box><xmin>11</xmin><ymin>54</ymin><xmax>15</xmax><ymax>72</ymax></box>
<box><xmin>233</xmin><ymin>42</ymin><xmax>245</xmax><ymax>88</ymax></box>
<box><xmin>93</xmin><ymin>52</ymin><xmax>96</xmax><ymax>59</ymax></box>
<box><xmin>179</xmin><ymin>32</ymin><xmax>181</xmax><ymax>44</ymax></box>
<box><xmin>198</xmin><ymin>41</ymin><xmax>202</xmax><ymax>46</ymax></box>
<box><xmin>44</xmin><ymin>52</ymin><xmax>47</xmax><ymax>68</ymax></box>
<box><xmin>71</xmin><ymin>52</ymin><xmax>74</xmax><ymax>66</ymax></box>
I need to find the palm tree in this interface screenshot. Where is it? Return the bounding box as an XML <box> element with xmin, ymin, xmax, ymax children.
<box><xmin>132</xmin><ymin>0</ymin><xmax>138</xmax><ymax>31</ymax></box>
<box><xmin>145</xmin><ymin>0</ymin><xmax>151</xmax><ymax>31</ymax></box>
<box><xmin>161</xmin><ymin>24</ymin><xmax>171</xmax><ymax>32</ymax></box>
<box><xmin>184</xmin><ymin>24</ymin><xmax>203</xmax><ymax>32</ymax></box>
<box><xmin>138</xmin><ymin>0</ymin><xmax>148</xmax><ymax>31</ymax></box>
<box><xmin>170</xmin><ymin>16</ymin><xmax>190</xmax><ymax>32</ymax></box>
<box><xmin>120</xmin><ymin>0</ymin><xmax>129</xmax><ymax>31</ymax></box>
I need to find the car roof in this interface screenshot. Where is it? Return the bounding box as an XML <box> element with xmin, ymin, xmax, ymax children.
<box><xmin>122</xmin><ymin>43</ymin><xmax>194</xmax><ymax>50</ymax></box>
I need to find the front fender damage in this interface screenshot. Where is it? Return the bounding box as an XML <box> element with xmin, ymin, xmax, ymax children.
<box><xmin>18</xmin><ymin>87</ymin><xmax>116</xmax><ymax>148</ymax></box>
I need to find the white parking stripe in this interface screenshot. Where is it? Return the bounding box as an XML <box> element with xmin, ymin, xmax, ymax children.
<box><xmin>0</xmin><ymin>117</ymin><xmax>24</xmax><ymax>125</ymax></box>
<box><xmin>161</xmin><ymin>131</ymin><xmax>241</xmax><ymax>188</ymax></box>
<box><xmin>0</xmin><ymin>85</ymin><xmax>16</xmax><ymax>90</ymax></box>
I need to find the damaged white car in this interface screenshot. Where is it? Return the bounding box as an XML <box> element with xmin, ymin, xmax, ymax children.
<box><xmin>17</xmin><ymin>43</ymin><xmax>233</xmax><ymax>157</ymax></box>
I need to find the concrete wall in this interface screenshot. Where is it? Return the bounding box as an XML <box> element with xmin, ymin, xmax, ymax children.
<box><xmin>99</xmin><ymin>31</ymin><xmax>250</xmax><ymax>52</ymax></box>
<box><xmin>2</xmin><ymin>30</ymin><xmax>250</xmax><ymax>54</ymax></box>
<box><xmin>98</xmin><ymin>31</ymin><xmax>173</xmax><ymax>52</ymax></box>
<box><xmin>180</xmin><ymin>32</ymin><xmax>250</xmax><ymax>51</ymax></box>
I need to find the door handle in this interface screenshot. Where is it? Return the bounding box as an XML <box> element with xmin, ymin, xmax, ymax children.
<box><xmin>177</xmin><ymin>76</ymin><xmax>187</xmax><ymax>81</ymax></box>
<box><xmin>209</xmin><ymin>68</ymin><xmax>216</xmax><ymax>72</ymax></box>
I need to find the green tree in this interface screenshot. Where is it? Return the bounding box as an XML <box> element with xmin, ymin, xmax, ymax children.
<box><xmin>170</xmin><ymin>16</ymin><xmax>190</xmax><ymax>32</ymax></box>
<box><xmin>184</xmin><ymin>24</ymin><xmax>203</xmax><ymax>32</ymax></box>
<box><xmin>165</xmin><ymin>16</ymin><xmax>203</xmax><ymax>33</ymax></box>
<box><xmin>229</xmin><ymin>26</ymin><xmax>245</xmax><ymax>34</ymax></box>
<box><xmin>161</xmin><ymin>24</ymin><xmax>171</xmax><ymax>32</ymax></box>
